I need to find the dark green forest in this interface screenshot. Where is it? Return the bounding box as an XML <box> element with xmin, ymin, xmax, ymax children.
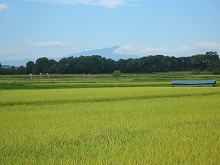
<box><xmin>0</xmin><ymin>51</ymin><xmax>220</xmax><ymax>75</ymax></box>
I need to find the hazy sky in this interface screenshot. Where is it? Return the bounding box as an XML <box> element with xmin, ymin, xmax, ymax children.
<box><xmin>1</xmin><ymin>0</ymin><xmax>220</xmax><ymax>61</ymax></box>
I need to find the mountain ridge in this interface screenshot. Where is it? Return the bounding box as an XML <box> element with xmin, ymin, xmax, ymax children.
<box><xmin>0</xmin><ymin>46</ymin><xmax>135</xmax><ymax>66</ymax></box>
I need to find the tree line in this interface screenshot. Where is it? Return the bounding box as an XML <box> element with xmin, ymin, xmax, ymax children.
<box><xmin>0</xmin><ymin>51</ymin><xmax>220</xmax><ymax>75</ymax></box>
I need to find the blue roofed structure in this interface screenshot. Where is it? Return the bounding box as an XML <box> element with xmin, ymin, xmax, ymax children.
<box><xmin>171</xmin><ymin>80</ymin><xmax>216</xmax><ymax>87</ymax></box>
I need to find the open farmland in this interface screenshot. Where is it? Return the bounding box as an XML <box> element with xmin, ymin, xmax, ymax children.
<box><xmin>0</xmin><ymin>72</ymin><xmax>219</xmax><ymax>89</ymax></box>
<box><xmin>1</xmin><ymin>87</ymin><xmax>220</xmax><ymax>164</ymax></box>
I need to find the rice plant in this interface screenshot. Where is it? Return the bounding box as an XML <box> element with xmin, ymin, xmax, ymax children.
<box><xmin>1</xmin><ymin>87</ymin><xmax>220</xmax><ymax>164</ymax></box>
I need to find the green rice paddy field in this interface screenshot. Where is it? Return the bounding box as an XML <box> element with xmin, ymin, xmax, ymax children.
<box><xmin>1</xmin><ymin>86</ymin><xmax>220</xmax><ymax>164</ymax></box>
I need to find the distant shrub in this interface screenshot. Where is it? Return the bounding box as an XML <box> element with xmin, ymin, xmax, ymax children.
<box><xmin>113</xmin><ymin>70</ymin><xmax>121</xmax><ymax>80</ymax></box>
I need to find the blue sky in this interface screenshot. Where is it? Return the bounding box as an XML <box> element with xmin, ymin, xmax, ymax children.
<box><xmin>0</xmin><ymin>0</ymin><xmax>220</xmax><ymax>61</ymax></box>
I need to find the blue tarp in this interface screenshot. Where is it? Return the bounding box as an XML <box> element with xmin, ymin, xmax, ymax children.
<box><xmin>171</xmin><ymin>80</ymin><xmax>216</xmax><ymax>86</ymax></box>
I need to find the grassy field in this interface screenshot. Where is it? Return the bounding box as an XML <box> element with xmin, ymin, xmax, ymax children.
<box><xmin>1</xmin><ymin>86</ymin><xmax>220</xmax><ymax>164</ymax></box>
<box><xmin>0</xmin><ymin>72</ymin><xmax>220</xmax><ymax>89</ymax></box>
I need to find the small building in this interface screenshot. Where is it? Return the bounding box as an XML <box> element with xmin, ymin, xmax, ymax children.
<box><xmin>171</xmin><ymin>80</ymin><xmax>216</xmax><ymax>87</ymax></box>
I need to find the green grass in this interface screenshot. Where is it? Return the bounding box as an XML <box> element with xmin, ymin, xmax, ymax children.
<box><xmin>0</xmin><ymin>72</ymin><xmax>220</xmax><ymax>89</ymax></box>
<box><xmin>0</xmin><ymin>87</ymin><xmax>219</xmax><ymax>106</ymax></box>
<box><xmin>0</xmin><ymin>81</ymin><xmax>170</xmax><ymax>90</ymax></box>
<box><xmin>1</xmin><ymin>87</ymin><xmax>220</xmax><ymax>164</ymax></box>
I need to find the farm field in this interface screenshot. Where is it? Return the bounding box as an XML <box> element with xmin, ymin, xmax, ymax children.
<box><xmin>1</xmin><ymin>86</ymin><xmax>220</xmax><ymax>164</ymax></box>
<box><xmin>0</xmin><ymin>72</ymin><xmax>220</xmax><ymax>89</ymax></box>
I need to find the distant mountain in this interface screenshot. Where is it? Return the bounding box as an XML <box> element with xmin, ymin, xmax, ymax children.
<box><xmin>0</xmin><ymin>46</ymin><xmax>136</xmax><ymax>66</ymax></box>
<box><xmin>2</xmin><ymin>65</ymin><xmax>12</xmax><ymax>69</ymax></box>
<box><xmin>67</xmin><ymin>46</ymin><xmax>136</xmax><ymax>60</ymax></box>
<box><xmin>0</xmin><ymin>59</ymin><xmax>31</xmax><ymax>67</ymax></box>
<box><xmin>68</xmin><ymin>46</ymin><xmax>119</xmax><ymax>59</ymax></box>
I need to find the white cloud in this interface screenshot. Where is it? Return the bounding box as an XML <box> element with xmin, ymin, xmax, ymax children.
<box><xmin>0</xmin><ymin>3</ymin><xmax>9</xmax><ymax>11</ymax></box>
<box><xmin>114</xmin><ymin>42</ymin><xmax>220</xmax><ymax>57</ymax></box>
<box><xmin>176</xmin><ymin>42</ymin><xmax>220</xmax><ymax>56</ymax></box>
<box><xmin>31</xmin><ymin>0</ymin><xmax>132</xmax><ymax>8</ymax></box>
<box><xmin>195</xmin><ymin>42</ymin><xmax>220</xmax><ymax>50</ymax></box>
<box><xmin>113</xmin><ymin>44</ymin><xmax>169</xmax><ymax>56</ymax></box>
<box><xmin>27</xmin><ymin>40</ymin><xmax>68</xmax><ymax>48</ymax></box>
<box><xmin>94</xmin><ymin>0</ymin><xmax>125</xmax><ymax>8</ymax></box>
